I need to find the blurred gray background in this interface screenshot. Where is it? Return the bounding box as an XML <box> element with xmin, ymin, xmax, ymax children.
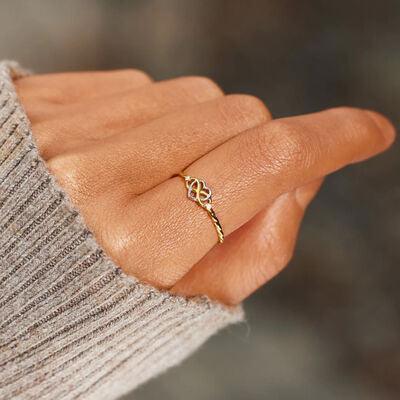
<box><xmin>1</xmin><ymin>1</ymin><xmax>399</xmax><ymax>399</ymax></box>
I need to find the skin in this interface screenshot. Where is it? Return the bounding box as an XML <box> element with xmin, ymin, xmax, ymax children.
<box><xmin>15</xmin><ymin>70</ymin><xmax>396</xmax><ymax>305</ymax></box>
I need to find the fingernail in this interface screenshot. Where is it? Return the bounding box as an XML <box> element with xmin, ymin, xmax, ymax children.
<box><xmin>364</xmin><ymin>110</ymin><xmax>396</xmax><ymax>146</ymax></box>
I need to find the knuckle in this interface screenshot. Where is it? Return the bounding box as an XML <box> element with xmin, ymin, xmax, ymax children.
<box><xmin>47</xmin><ymin>156</ymin><xmax>69</xmax><ymax>180</ymax></box>
<box><xmin>248</xmin><ymin>120</ymin><xmax>313</xmax><ymax>176</ymax></box>
<box><xmin>115</xmin><ymin>68</ymin><xmax>153</xmax><ymax>84</ymax></box>
<box><xmin>328</xmin><ymin>106</ymin><xmax>364</xmax><ymax>117</ymax></box>
<box><xmin>224</xmin><ymin>94</ymin><xmax>272</xmax><ymax>123</ymax></box>
<box><xmin>179</xmin><ymin>75</ymin><xmax>224</xmax><ymax>97</ymax></box>
<box><xmin>47</xmin><ymin>155</ymin><xmax>84</xmax><ymax>197</ymax></box>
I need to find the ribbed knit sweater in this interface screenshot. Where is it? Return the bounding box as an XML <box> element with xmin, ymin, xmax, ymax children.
<box><xmin>0</xmin><ymin>61</ymin><xmax>243</xmax><ymax>400</ymax></box>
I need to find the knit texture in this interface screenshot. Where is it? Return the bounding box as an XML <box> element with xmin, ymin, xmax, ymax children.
<box><xmin>0</xmin><ymin>62</ymin><xmax>243</xmax><ymax>400</ymax></box>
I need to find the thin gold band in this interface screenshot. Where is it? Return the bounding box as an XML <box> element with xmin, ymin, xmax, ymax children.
<box><xmin>179</xmin><ymin>173</ymin><xmax>224</xmax><ymax>244</ymax></box>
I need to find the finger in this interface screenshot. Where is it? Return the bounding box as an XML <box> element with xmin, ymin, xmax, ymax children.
<box><xmin>35</xmin><ymin>76</ymin><xmax>224</xmax><ymax>158</ymax></box>
<box><xmin>48</xmin><ymin>95</ymin><xmax>271</xmax><ymax>202</ymax></box>
<box><xmin>171</xmin><ymin>179</ymin><xmax>323</xmax><ymax>304</ymax></box>
<box><xmin>15</xmin><ymin>69</ymin><xmax>153</xmax><ymax>105</ymax></box>
<box><xmin>115</xmin><ymin>107</ymin><xmax>395</xmax><ymax>287</ymax></box>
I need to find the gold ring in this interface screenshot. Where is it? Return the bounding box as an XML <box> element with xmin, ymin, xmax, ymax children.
<box><xmin>179</xmin><ymin>173</ymin><xmax>224</xmax><ymax>244</ymax></box>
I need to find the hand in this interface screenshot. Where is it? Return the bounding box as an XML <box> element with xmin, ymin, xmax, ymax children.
<box><xmin>15</xmin><ymin>70</ymin><xmax>395</xmax><ymax>305</ymax></box>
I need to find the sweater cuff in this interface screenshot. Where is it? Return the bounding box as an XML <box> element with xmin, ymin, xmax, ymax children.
<box><xmin>0</xmin><ymin>61</ymin><xmax>243</xmax><ymax>400</ymax></box>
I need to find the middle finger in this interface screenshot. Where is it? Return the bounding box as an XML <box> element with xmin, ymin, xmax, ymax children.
<box><xmin>49</xmin><ymin>94</ymin><xmax>271</xmax><ymax>202</ymax></box>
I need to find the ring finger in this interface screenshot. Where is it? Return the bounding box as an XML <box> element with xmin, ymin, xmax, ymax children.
<box><xmin>113</xmin><ymin>107</ymin><xmax>394</xmax><ymax>288</ymax></box>
<box><xmin>172</xmin><ymin>179</ymin><xmax>323</xmax><ymax>304</ymax></box>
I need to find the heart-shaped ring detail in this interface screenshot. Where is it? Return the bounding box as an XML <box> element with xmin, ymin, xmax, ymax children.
<box><xmin>185</xmin><ymin>176</ymin><xmax>212</xmax><ymax>208</ymax></box>
<box><xmin>180</xmin><ymin>173</ymin><xmax>224</xmax><ymax>243</ymax></box>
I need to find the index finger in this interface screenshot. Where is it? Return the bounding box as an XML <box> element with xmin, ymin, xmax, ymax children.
<box><xmin>116</xmin><ymin>107</ymin><xmax>395</xmax><ymax>287</ymax></box>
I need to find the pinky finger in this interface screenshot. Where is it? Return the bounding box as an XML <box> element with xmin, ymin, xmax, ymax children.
<box><xmin>171</xmin><ymin>179</ymin><xmax>323</xmax><ymax>305</ymax></box>
<box><xmin>15</xmin><ymin>69</ymin><xmax>153</xmax><ymax>105</ymax></box>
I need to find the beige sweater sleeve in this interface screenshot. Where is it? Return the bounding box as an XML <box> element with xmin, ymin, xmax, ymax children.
<box><xmin>0</xmin><ymin>61</ymin><xmax>243</xmax><ymax>400</ymax></box>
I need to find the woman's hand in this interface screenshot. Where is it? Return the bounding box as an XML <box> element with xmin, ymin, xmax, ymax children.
<box><xmin>15</xmin><ymin>70</ymin><xmax>395</xmax><ymax>305</ymax></box>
